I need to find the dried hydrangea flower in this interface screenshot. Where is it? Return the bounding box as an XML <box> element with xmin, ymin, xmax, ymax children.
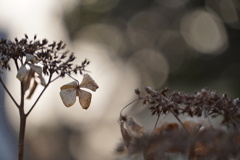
<box><xmin>60</xmin><ymin>74</ymin><xmax>99</xmax><ymax>109</ymax></box>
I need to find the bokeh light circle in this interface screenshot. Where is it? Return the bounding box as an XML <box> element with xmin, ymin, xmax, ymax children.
<box><xmin>181</xmin><ymin>9</ymin><xmax>228</xmax><ymax>55</ymax></box>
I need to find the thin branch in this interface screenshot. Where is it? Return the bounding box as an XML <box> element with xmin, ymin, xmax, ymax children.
<box><xmin>14</xmin><ymin>59</ymin><xmax>20</xmax><ymax>71</ymax></box>
<box><xmin>120</xmin><ymin>98</ymin><xmax>139</xmax><ymax>117</ymax></box>
<box><xmin>25</xmin><ymin>74</ymin><xmax>52</xmax><ymax>117</ymax></box>
<box><xmin>50</xmin><ymin>75</ymin><xmax>60</xmax><ymax>83</ymax></box>
<box><xmin>67</xmin><ymin>74</ymin><xmax>79</xmax><ymax>85</ymax></box>
<box><xmin>0</xmin><ymin>76</ymin><xmax>19</xmax><ymax>108</ymax></box>
<box><xmin>153</xmin><ymin>115</ymin><xmax>160</xmax><ymax>130</ymax></box>
<box><xmin>170</xmin><ymin>109</ymin><xmax>189</xmax><ymax>134</ymax></box>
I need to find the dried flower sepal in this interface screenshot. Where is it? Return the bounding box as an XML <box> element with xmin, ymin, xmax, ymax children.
<box><xmin>16</xmin><ymin>53</ymin><xmax>46</xmax><ymax>99</ymax></box>
<box><xmin>60</xmin><ymin>74</ymin><xmax>99</xmax><ymax>109</ymax></box>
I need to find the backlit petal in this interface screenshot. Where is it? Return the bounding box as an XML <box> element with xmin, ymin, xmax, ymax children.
<box><xmin>60</xmin><ymin>88</ymin><xmax>77</xmax><ymax>107</ymax></box>
<box><xmin>26</xmin><ymin>54</ymin><xmax>38</xmax><ymax>63</ymax></box>
<box><xmin>77</xmin><ymin>89</ymin><xmax>92</xmax><ymax>109</ymax></box>
<box><xmin>16</xmin><ymin>64</ymin><xmax>28</xmax><ymax>81</ymax></box>
<box><xmin>39</xmin><ymin>76</ymin><xmax>46</xmax><ymax>86</ymax></box>
<box><xmin>28</xmin><ymin>64</ymin><xmax>42</xmax><ymax>76</ymax></box>
<box><xmin>126</xmin><ymin>117</ymin><xmax>145</xmax><ymax>137</ymax></box>
<box><xmin>79</xmin><ymin>74</ymin><xmax>99</xmax><ymax>91</ymax></box>
<box><xmin>60</xmin><ymin>81</ymin><xmax>78</xmax><ymax>90</ymax></box>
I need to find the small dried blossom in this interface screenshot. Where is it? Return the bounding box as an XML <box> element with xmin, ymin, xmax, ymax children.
<box><xmin>60</xmin><ymin>74</ymin><xmax>99</xmax><ymax>109</ymax></box>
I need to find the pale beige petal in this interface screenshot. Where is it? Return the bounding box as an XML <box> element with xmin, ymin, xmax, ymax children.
<box><xmin>26</xmin><ymin>54</ymin><xmax>35</xmax><ymax>62</ymax></box>
<box><xmin>28</xmin><ymin>64</ymin><xmax>42</xmax><ymax>76</ymax></box>
<box><xmin>39</xmin><ymin>76</ymin><xmax>46</xmax><ymax>86</ymax></box>
<box><xmin>119</xmin><ymin>117</ymin><xmax>132</xmax><ymax>148</ymax></box>
<box><xmin>23</xmin><ymin>70</ymin><xmax>35</xmax><ymax>92</ymax></box>
<box><xmin>16</xmin><ymin>64</ymin><xmax>28</xmax><ymax>81</ymax></box>
<box><xmin>79</xmin><ymin>74</ymin><xmax>99</xmax><ymax>91</ymax></box>
<box><xmin>126</xmin><ymin>117</ymin><xmax>145</xmax><ymax>137</ymax></box>
<box><xmin>27</xmin><ymin>80</ymin><xmax>38</xmax><ymax>99</ymax></box>
<box><xmin>26</xmin><ymin>54</ymin><xmax>38</xmax><ymax>63</ymax></box>
<box><xmin>60</xmin><ymin>81</ymin><xmax>78</xmax><ymax>90</ymax></box>
<box><xmin>60</xmin><ymin>88</ymin><xmax>77</xmax><ymax>107</ymax></box>
<box><xmin>77</xmin><ymin>89</ymin><xmax>92</xmax><ymax>109</ymax></box>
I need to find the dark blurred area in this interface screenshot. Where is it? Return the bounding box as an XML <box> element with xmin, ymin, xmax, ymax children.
<box><xmin>1</xmin><ymin>0</ymin><xmax>240</xmax><ymax>160</ymax></box>
<box><xmin>64</xmin><ymin>0</ymin><xmax>240</xmax><ymax>96</ymax></box>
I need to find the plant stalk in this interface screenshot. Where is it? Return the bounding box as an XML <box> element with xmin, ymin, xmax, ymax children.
<box><xmin>18</xmin><ymin>110</ymin><xmax>26</xmax><ymax>160</ymax></box>
<box><xmin>18</xmin><ymin>79</ymin><xmax>26</xmax><ymax>160</ymax></box>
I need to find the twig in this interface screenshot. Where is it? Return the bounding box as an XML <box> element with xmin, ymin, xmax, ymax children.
<box><xmin>26</xmin><ymin>74</ymin><xmax>52</xmax><ymax>117</ymax></box>
<box><xmin>0</xmin><ymin>76</ymin><xmax>19</xmax><ymax>108</ymax></box>
<box><xmin>50</xmin><ymin>75</ymin><xmax>60</xmax><ymax>83</ymax></box>
<box><xmin>170</xmin><ymin>109</ymin><xmax>189</xmax><ymax>134</ymax></box>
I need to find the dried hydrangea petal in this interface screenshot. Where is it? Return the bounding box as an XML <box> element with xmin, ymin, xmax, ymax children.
<box><xmin>60</xmin><ymin>81</ymin><xmax>78</xmax><ymax>90</ymax></box>
<box><xmin>16</xmin><ymin>64</ymin><xmax>28</xmax><ymax>81</ymax></box>
<box><xmin>79</xmin><ymin>74</ymin><xmax>99</xmax><ymax>91</ymax></box>
<box><xmin>28</xmin><ymin>64</ymin><xmax>42</xmax><ymax>76</ymax></box>
<box><xmin>77</xmin><ymin>89</ymin><xmax>92</xmax><ymax>109</ymax></box>
<box><xmin>60</xmin><ymin>88</ymin><xmax>77</xmax><ymax>107</ymax></box>
<box><xmin>25</xmin><ymin>54</ymin><xmax>39</xmax><ymax>63</ymax></box>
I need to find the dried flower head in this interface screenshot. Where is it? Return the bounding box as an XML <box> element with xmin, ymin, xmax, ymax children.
<box><xmin>0</xmin><ymin>35</ymin><xmax>89</xmax><ymax>76</ymax></box>
<box><xmin>116</xmin><ymin>87</ymin><xmax>240</xmax><ymax>160</ymax></box>
<box><xmin>60</xmin><ymin>73</ymin><xmax>99</xmax><ymax>109</ymax></box>
<box><xmin>0</xmin><ymin>35</ymin><xmax>95</xmax><ymax>106</ymax></box>
<box><xmin>137</xmin><ymin>87</ymin><xmax>240</xmax><ymax>127</ymax></box>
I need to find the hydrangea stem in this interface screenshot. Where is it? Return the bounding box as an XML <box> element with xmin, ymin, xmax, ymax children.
<box><xmin>18</xmin><ymin>111</ymin><xmax>26</xmax><ymax>160</ymax></box>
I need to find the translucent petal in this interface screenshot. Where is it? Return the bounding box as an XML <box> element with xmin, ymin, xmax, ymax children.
<box><xmin>79</xmin><ymin>74</ymin><xmax>99</xmax><ymax>91</ymax></box>
<box><xmin>126</xmin><ymin>117</ymin><xmax>145</xmax><ymax>137</ymax></box>
<box><xmin>28</xmin><ymin>64</ymin><xmax>42</xmax><ymax>76</ymax></box>
<box><xmin>119</xmin><ymin>118</ymin><xmax>132</xmax><ymax>148</ymax></box>
<box><xmin>23</xmin><ymin>70</ymin><xmax>35</xmax><ymax>92</ymax></box>
<box><xmin>39</xmin><ymin>76</ymin><xmax>46</xmax><ymax>86</ymax></box>
<box><xmin>26</xmin><ymin>53</ymin><xmax>35</xmax><ymax>62</ymax></box>
<box><xmin>77</xmin><ymin>89</ymin><xmax>92</xmax><ymax>109</ymax></box>
<box><xmin>26</xmin><ymin>54</ymin><xmax>38</xmax><ymax>63</ymax></box>
<box><xmin>60</xmin><ymin>88</ymin><xmax>77</xmax><ymax>107</ymax></box>
<box><xmin>16</xmin><ymin>64</ymin><xmax>28</xmax><ymax>81</ymax></box>
<box><xmin>27</xmin><ymin>80</ymin><xmax>38</xmax><ymax>99</ymax></box>
<box><xmin>60</xmin><ymin>81</ymin><xmax>78</xmax><ymax>90</ymax></box>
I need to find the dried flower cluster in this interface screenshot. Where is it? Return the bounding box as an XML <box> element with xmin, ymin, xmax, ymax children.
<box><xmin>117</xmin><ymin>87</ymin><xmax>240</xmax><ymax>160</ymax></box>
<box><xmin>137</xmin><ymin>87</ymin><xmax>240</xmax><ymax>127</ymax></box>
<box><xmin>0</xmin><ymin>34</ymin><xmax>89</xmax><ymax>76</ymax></box>
<box><xmin>0</xmin><ymin>35</ymin><xmax>94</xmax><ymax>101</ymax></box>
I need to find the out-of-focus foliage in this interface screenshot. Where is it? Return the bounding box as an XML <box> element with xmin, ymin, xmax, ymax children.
<box><xmin>63</xmin><ymin>0</ymin><xmax>240</xmax><ymax>96</ymax></box>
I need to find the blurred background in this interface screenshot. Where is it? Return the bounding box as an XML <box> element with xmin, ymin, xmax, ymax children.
<box><xmin>0</xmin><ymin>0</ymin><xmax>240</xmax><ymax>159</ymax></box>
